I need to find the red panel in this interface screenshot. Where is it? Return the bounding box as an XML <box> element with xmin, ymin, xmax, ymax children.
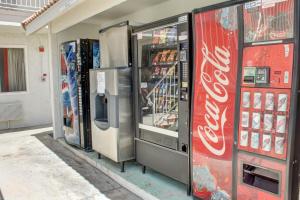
<box><xmin>192</xmin><ymin>6</ymin><xmax>239</xmax><ymax>199</ymax></box>
<box><xmin>244</xmin><ymin>0</ymin><xmax>294</xmax><ymax>43</ymax></box>
<box><xmin>238</xmin><ymin>87</ymin><xmax>290</xmax><ymax>160</ymax></box>
<box><xmin>237</xmin><ymin>152</ymin><xmax>286</xmax><ymax>200</ymax></box>
<box><xmin>61</xmin><ymin>54</ymin><xmax>67</xmax><ymax>75</ymax></box>
<box><xmin>3</xmin><ymin>48</ymin><xmax>9</xmax><ymax>92</ymax></box>
<box><xmin>242</xmin><ymin>44</ymin><xmax>294</xmax><ymax>89</ymax></box>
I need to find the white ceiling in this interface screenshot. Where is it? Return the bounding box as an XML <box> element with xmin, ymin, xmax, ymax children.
<box><xmin>83</xmin><ymin>0</ymin><xmax>167</xmax><ymax>25</ymax></box>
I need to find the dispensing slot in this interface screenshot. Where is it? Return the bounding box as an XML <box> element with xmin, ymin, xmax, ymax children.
<box><xmin>94</xmin><ymin>94</ymin><xmax>109</xmax><ymax>129</ymax></box>
<box><xmin>243</xmin><ymin>164</ymin><xmax>280</xmax><ymax>195</ymax></box>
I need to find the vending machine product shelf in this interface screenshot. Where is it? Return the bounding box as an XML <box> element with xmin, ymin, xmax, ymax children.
<box><xmin>132</xmin><ymin>13</ymin><xmax>193</xmax><ymax>193</ymax></box>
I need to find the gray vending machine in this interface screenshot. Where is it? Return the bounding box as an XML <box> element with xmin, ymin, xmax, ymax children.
<box><xmin>89</xmin><ymin>22</ymin><xmax>134</xmax><ymax>171</ymax></box>
<box><xmin>132</xmin><ymin>14</ymin><xmax>193</xmax><ymax>193</ymax></box>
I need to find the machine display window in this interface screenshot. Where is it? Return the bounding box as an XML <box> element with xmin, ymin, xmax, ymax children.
<box><xmin>243</xmin><ymin>0</ymin><xmax>294</xmax><ymax>43</ymax></box>
<box><xmin>137</xmin><ymin>26</ymin><xmax>179</xmax><ymax>132</ymax></box>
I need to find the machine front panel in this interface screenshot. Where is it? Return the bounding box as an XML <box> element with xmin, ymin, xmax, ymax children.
<box><xmin>236</xmin><ymin>1</ymin><xmax>295</xmax><ymax>199</ymax></box>
<box><xmin>191</xmin><ymin>6</ymin><xmax>239</xmax><ymax>199</ymax></box>
<box><xmin>61</xmin><ymin>41</ymin><xmax>81</xmax><ymax>146</ymax></box>
<box><xmin>237</xmin><ymin>152</ymin><xmax>286</xmax><ymax>200</ymax></box>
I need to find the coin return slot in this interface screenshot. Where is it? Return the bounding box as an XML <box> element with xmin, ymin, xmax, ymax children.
<box><xmin>243</xmin><ymin>164</ymin><xmax>279</xmax><ymax>195</ymax></box>
<box><xmin>181</xmin><ymin>144</ymin><xmax>187</xmax><ymax>152</ymax></box>
<box><xmin>244</xmin><ymin>76</ymin><xmax>255</xmax><ymax>83</ymax></box>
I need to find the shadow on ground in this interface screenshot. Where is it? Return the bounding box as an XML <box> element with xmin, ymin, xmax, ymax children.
<box><xmin>34</xmin><ymin>133</ymin><xmax>141</xmax><ymax>200</ymax></box>
<box><xmin>0</xmin><ymin>189</ymin><xmax>4</xmax><ymax>200</ymax></box>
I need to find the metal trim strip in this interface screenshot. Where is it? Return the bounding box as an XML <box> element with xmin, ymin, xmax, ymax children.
<box><xmin>138</xmin><ymin>123</ymin><xmax>178</xmax><ymax>138</ymax></box>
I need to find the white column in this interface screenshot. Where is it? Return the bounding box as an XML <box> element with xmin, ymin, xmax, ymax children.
<box><xmin>48</xmin><ymin>23</ymin><xmax>64</xmax><ymax>139</ymax></box>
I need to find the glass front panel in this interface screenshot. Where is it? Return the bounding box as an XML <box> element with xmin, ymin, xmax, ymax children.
<box><xmin>138</xmin><ymin>25</ymin><xmax>179</xmax><ymax>132</ymax></box>
<box><xmin>244</xmin><ymin>0</ymin><xmax>294</xmax><ymax>43</ymax></box>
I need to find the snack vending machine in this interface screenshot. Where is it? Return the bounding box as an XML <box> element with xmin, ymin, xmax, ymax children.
<box><xmin>61</xmin><ymin>39</ymin><xmax>100</xmax><ymax>150</ymax></box>
<box><xmin>191</xmin><ymin>0</ymin><xmax>299</xmax><ymax>199</ymax></box>
<box><xmin>132</xmin><ymin>13</ymin><xmax>193</xmax><ymax>191</ymax></box>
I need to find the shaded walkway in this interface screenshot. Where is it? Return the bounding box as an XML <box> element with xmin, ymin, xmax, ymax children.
<box><xmin>35</xmin><ymin>132</ymin><xmax>141</xmax><ymax>200</ymax></box>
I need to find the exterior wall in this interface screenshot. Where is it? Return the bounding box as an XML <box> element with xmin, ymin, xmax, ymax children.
<box><xmin>96</xmin><ymin>0</ymin><xmax>227</xmax><ymax>29</ymax></box>
<box><xmin>48</xmin><ymin>22</ymin><xmax>100</xmax><ymax>139</ymax></box>
<box><xmin>57</xmin><ymin>23</ymin><xmax>99</xmax><ymax>43</ymax></box>
<box><xmin>0</xmin><ymin>26</ymin><xmax>52</xmax><ymax>130</ymax></box>
<box><xmin>0</xmin><ymin>8</ymin><xmax>33</xmax><ymax>23</ymax></box>
<box><xmin>48</xmin><ymin>0</ymin><xmax>228</xmax><ymax>139</ymax></box>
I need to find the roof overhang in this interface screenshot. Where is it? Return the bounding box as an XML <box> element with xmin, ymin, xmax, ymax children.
<box><xmin>24</xmin><ymin>0</ymin><xmax>85</xmax><ymax>35</ymax></box>
<box><xmin>24</xmin><ymin>0</ymin><xmax>127</xmax><ymax>35</ymax></box>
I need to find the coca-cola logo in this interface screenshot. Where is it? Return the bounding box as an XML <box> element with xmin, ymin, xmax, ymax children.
<box><xmin>197</xmin><ymin>42</ymin><xmax>231</xmax><ymax>156</ymax></box>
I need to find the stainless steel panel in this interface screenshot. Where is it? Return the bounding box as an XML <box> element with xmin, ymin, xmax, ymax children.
<box><xmin>100</xmin><ymin>26</ymin><xmax>129</xmax><ymax>68</ymax></box>
<box><xmin>90</xmin><ymin>68</ymin><xmax>134</xmax><ymax>163</ymax></box>
<box><xmin>140</xmin><ymin>129</ymin><xmax>178</xmax><ymax>150</ymax></box>
<box><xmin>136</xmin><ymin>138</ymin><xmax>189</xmax><ymax>184</ymax></box>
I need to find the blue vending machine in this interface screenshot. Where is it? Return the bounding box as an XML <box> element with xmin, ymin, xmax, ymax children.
<box><xmin>61</xmin><ymin>39</ymin><xmax>100</xmax><ymax>150</ymax></box>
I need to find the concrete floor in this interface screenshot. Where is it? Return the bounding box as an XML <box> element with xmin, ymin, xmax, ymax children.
<box><xmin>0</xmin><ymin>126</ymin><xmax>192</xmax><ymax>200</ymax></box>
<box><xmin>35</xmin><ymin>133</ymin><xmax>141</xmax><ymax>200</ymax></box>
<box><xmin>58</xmin><ymin>138</ymin><xmax>192</xmax><ymax>200</ymax></box>
<box><xmin>0</xmin><ymin>189</ymin><xmax>3</xmax><ymax>200</ymax></box>
<box><xmin>0</xmin><ymin>127</ymin><xmax>121</xmax><ymax>200</ymax></box>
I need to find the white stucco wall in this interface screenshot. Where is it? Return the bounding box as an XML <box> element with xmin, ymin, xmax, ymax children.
<box><xmin>97</xmin><ymin>0</ymin><xmax>227</xmax><ymax>29</ymax></box>
<box><xmin>0</xmin><ymin>26</ymin><xmax>52</xmax><ymax>130</ymax></box>
<box><xmin>0</xmin><ymin>8</ymin><xmax>33</xmax><ymax>23</ymax></box>
<box><xmin>46</xmin><ymin>0</ymin><xmax>228</xmax><ymax>139</ymax></box>
<box><xmin>46</xmin><ymin>22</ymin><xmax>100</xmax><ymax>138</ymax></box>
<box><xmin>56</xmin><ymin>23</ymin><xmax>100</xmax><ymax>43</ymax></box>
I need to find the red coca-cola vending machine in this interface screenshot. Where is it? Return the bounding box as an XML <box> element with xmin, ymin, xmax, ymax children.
<box><xmin>191</xmin><ymin>0</ymin><xmax>300</xmax><ymax>199</ymax></box>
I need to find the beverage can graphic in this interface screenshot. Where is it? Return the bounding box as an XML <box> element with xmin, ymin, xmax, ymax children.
<box><xmin>275</xmin><ymin>136</ymin><xmax>285</xmax><ymax>155</ymax></box>
<box><xmin>242</xmin><ymin>92</ymin><xmax>250</xmax><ymax>108</ymax></box>
<box><xmin>263</xmin><ymin>114</ymin><xmax>273</xmax><ymax>131</ymax></box>
<box><xmin>251</xmin><ymin>132</ymin><xmax>259</xmax><ymax>149</ymax></box>
<box><xmin>276</xmin><ymin>115</ymin><xmax>287</xmax><ymax>133</ymax></box>
<box><xmin>278</xmin><ymin>94</ymin><xmax>288</xmax><ymax>112</ymax></box>
<box><xmin>253</xmin><ymin>92</ymin><xmax>262</xmax><ymax>109</ymax></box>
<box><xmin>252</xmin><ymin>112</ymin><xmax>261</xmax><ymax>129</ymax></box>
<box><xmin>265</xmin><ymin>93</ymin><xmax>275</xmax><ymax>111</ymax></box>
<box><xmin>242</xmin><ymin>112</ymin><xmax>250</xmax><ymax>128</ymax></box>
<box><xmin>262</xmin><ymin>134</ymin><xmax>272</xmax><ymax>152</ymax></box>
<box><xmin>240</xmin><ymin>130</ymin><xmax>249</xmax><ymax>147</ymax></box>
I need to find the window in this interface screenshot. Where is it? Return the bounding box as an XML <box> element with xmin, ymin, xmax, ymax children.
<box><xmin>0</xmin><ymin>48</ymin><xmax>26</xmax><ymax>93</ymax></box>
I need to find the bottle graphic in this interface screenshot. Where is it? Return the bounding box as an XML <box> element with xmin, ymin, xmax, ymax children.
<box><xmin>253</xmin><ymin>92</ymin><xmax>262</xmax><ymax>109</ymax></box>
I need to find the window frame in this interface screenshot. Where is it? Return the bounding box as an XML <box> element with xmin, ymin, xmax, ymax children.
<box><xmin>0</xmin><ymin>45</ymin><xmax>29</xmax><ymax>95</ymax></box>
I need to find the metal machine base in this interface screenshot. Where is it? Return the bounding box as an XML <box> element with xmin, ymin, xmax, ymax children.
<box><xmin>136</xmin><ymin>139</ymin><xmax>190</xmax><ymax>194</ymax></box>
<box><xmin>84</xmin><ymin>147</ymin><xmax>93</xmax><ymax>152</ymax></box>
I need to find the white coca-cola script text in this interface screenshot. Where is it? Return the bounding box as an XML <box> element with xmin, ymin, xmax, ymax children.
<box><xmin>197</xmin><ymin>42</ymin><xmax>231</xmax><ymax>156</ymax></box>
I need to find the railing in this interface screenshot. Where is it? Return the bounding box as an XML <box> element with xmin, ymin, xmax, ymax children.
<box><xmin>0</xmin><ymin>0</ymin><xmax>49</xmax><ymax>12</ymax></box>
